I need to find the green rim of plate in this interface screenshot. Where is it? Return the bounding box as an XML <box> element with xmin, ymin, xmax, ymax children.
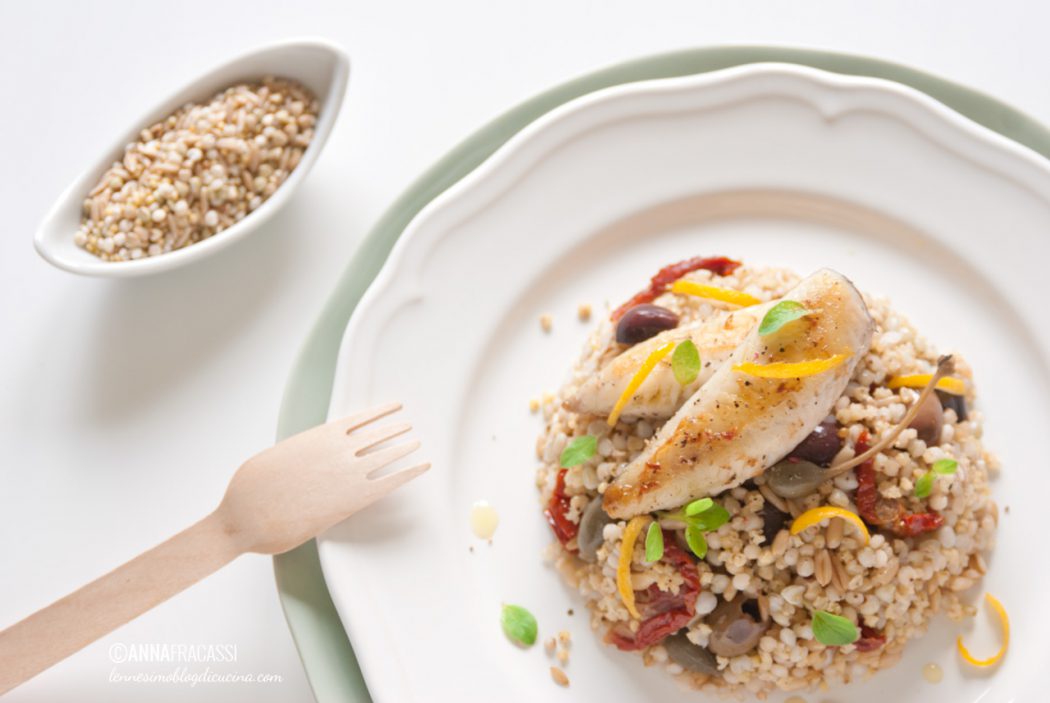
<box><xmin>274</xmin><ymin>45</ymin><xmax>1050</xmax><ymax>702</ymax></box>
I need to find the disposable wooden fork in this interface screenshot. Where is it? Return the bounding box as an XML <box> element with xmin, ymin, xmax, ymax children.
<box><xmin>0</xmin><ymin>402</ymin><xmax>428</xmax><ymax>694</ymax></box>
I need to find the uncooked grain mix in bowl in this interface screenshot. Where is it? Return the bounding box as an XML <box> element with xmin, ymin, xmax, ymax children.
<box><xmin>534</xmin><ymin>256</ymin><xmax>1002</xmax><ymax>696</ymax></box>
<box><xmin>76</xmin><ymin>77</ymin><xmax>318</xmax><ymax>262</ymax></box>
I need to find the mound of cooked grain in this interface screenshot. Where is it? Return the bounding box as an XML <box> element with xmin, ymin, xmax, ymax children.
<box><xmin>535</xmin><ymin>265</ymin><xmax>998</xmax><ymax>696</ymax></box>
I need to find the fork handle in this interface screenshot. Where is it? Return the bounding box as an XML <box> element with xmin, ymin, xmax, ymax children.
<box><xmin>0</xmin><ymin>511</ymin><xmax>242</xmax><ymax>694</ymax></box>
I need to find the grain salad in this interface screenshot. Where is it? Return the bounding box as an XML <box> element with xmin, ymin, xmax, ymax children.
<box><xmin>534</xmin><ymin>257</ymin><xmax>1000</xmax><ymax>696</ymax></box>
<box><xmin>75</xmin><ymin>77</ymin><xmax>318</xmax><ymax>261</ymax></box>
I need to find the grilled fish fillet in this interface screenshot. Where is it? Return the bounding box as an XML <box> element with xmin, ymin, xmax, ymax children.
<box><xmin>603</xmin><ymin>269</ymin><xmax>873</xmax><ymax>519</ymax></box>
<box><xmin>567</xmin><ymin>304</ymin><xmax>773</xmax><ymax>421</ymax></box>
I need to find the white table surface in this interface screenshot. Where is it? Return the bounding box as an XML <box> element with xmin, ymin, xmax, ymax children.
<box><xmin>1</xmin><ymin>1</ymin><xmax>1046</xmax><ymax>700</ymax></box>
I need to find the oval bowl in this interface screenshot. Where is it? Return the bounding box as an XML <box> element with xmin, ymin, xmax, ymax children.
<box><xmin>34</xmin><ymin>37</ymin><xmax>349</xmax><ymax>278</ymax></box>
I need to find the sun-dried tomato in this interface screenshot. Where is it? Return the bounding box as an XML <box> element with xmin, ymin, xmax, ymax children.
<box><xmin>854</xmin><ymin>625</ymin><xmax>886</xmax><ymax>652</ymax></box>
<box><xmin>895</xmin><ymin>512</ymin><xmax>945</xmax><ymax>537</ymax></box>
<box><xmin>854</xmin><ymin>431</ymin><xmax>944</xmax><ymax>538</ymax></box>
<box><xmin>607</xmin><ymin>532</ymin><xmax>701</xmax><ymax>651</ymax></box>
<box><xmin>854</xmin><ymin>432</ymin><xmax>884</xmax><ymax>525</ymax></box>
<box><xmin>611</xmin><ymin>607</ymin><xmax>696</xmax><ymax>651</ymax></box>
<box><xmin>610</xmin><ymin>256</ymin><xmax>741</xmax><ymax>321</ymax></box>
<box><xmin>544</xmin><ymin>468</ymin><xmax>578</xmax><ymax>548</ymax></box>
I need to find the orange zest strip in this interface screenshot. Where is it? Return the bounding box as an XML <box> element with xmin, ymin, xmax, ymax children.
<box><xmin>607</xmin><ymin>341</ymin><xmax>675</xmax><ymax>426</ymax></box>
<box><xmin>888</xmin><ymin>374</ymin><xmax>967</xmax><ymax>396</ymax></box>
<box><xmin>617</xmin><ymin>516</ymin><xmax>649</xmax><ymax>620</ymax></box>
<box><xmin>733</xmin><ymin>353</ymin><xmax>850</xmax><ymax>379</ymax></box>
<box><xmin>670</xmin><ymin>280</ymin><xmax>760</xmax><ymax>307</ymax></box>
<box><xmin>957</xmin><ymin>592</ymin><xmax>1009</xmax><ymax>667</ymax></box>
<box><xmin>791</xmin><ymin>506</ymin><xmax>870</xmax><ymax>545</ymax></box>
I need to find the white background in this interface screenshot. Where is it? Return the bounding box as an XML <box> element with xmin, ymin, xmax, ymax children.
<box><xmin>1</xmin><ymin>1</ymin><xmax>1045</xmax><ymax>701</ymax></box>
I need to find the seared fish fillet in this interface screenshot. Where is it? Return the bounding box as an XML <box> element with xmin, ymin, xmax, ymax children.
<box><xmin>603</xmin><ymin>269</ymin><xmax>873</xmax><ymax>519</ymax></box>
<box><xmin>567</xmin><ymin>304</ymin><xmax>773</xmax><ymax>421</ymax></box>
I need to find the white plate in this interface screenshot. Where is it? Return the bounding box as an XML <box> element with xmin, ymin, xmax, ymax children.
<box><xmin>320</xmin><ymin>64</ymin><xmax>1049</xmax><ymax>702</ymax></box>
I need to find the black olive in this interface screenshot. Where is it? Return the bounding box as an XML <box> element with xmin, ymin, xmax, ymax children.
<box><xmin>759</xmin><ymin>500</ymin><xmax>788</xmax><ymax>544</ymax></box>
<box><xmin>937</xmin><ymin>390</ymin><xmax>968</xmax><ymax>422</ymax></box>
<box><xmin>707</xmin><ymin>595</ymin><xmax>770</xmax><ymax>657</ymax></box>
<box><xmin>663</xmin><ymin>632</ymin><xmax>719</xmax><ymax>675</ymax></box>
<box><xmin>908</xmin><ymin>393</ymin><xmax>943</xmax><ymax>445</ymax></box>
<box><xmin>615</xmin><ymin>304</ymin><xmax>679</xmax><ymax>345</ymax></box>
<box><xmin>788</xmin><ymin>419</ymin><xmax>842</xmax><ymax>466</ymax></box>
<box><xmin>766</xmin><ymin>458</ymin><xmax>826</xmax><ymax>499</ymax></box>
<box><xmin>576</xmin><ymin>498</ymin><xmax>612</xmax><ymax>563</ymax></box>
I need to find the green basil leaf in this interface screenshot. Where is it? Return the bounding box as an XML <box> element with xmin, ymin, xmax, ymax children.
<box><xmin>684</xmin><ymin>497</ymin><xmax>714</xmax><ymax>516</ymax></box>
<box><xmin>685</xmin><ymin>525</ymin><xmax>708</xmax><ymax>560</ymax></box>
<box><xmin>689</xmin><ymin>504</ymin><xmax>730</xmax><ymax>532</ymax></box>
<box><xmin>932</xmin><ymin>458</ymin><xmax>958</xmax><ymax>475</ymax></box>
<box><xmin>560</xmin><ymin>435</ymin><xmax>597</xmax><ymax>468</ymax></box>
<box><xmin>759</xmin><ymin>300</ymin><xmax>811</xmax><ymax>336</ymax></box>
<box><xmin>645</xmin><ymin>521</ymin><xmax>664</xmax><ymax>562</ymax></box>
<box><xmin>500</xmin><ymin>604</ymin><xmax>538</xmax><ymax>646</ymax></box>
<box><xmin>811</xmin><ymin>610</ymin><xmax>859</xmax><ymax>646</ymax></box>
<box><xmin>671</xmin><ymin>339</ymin><xmax>701</xmax><ymax>385</ymax></box>
<box><xmin>914</xmin><ymin>471</ymin><xmax>935</xmax><ymax>499</ymax></box>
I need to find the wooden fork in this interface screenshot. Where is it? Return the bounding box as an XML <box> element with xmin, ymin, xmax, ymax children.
<box><xmin>0</xmin><ymin>402</ymin><xmax>428</xmax><ymax>695</ymax></box>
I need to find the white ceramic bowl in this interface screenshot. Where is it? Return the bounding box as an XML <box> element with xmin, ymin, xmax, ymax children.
<box><xmin>34</xmin><ymin>38</ymin><xmax>349</xmax><ymax>277</ymax></box>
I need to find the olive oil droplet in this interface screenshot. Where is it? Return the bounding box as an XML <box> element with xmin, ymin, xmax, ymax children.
<box><xmin>470</xmin><ymin>500</ymin><xmax>499</xmax><ymax>540</ymax></box>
